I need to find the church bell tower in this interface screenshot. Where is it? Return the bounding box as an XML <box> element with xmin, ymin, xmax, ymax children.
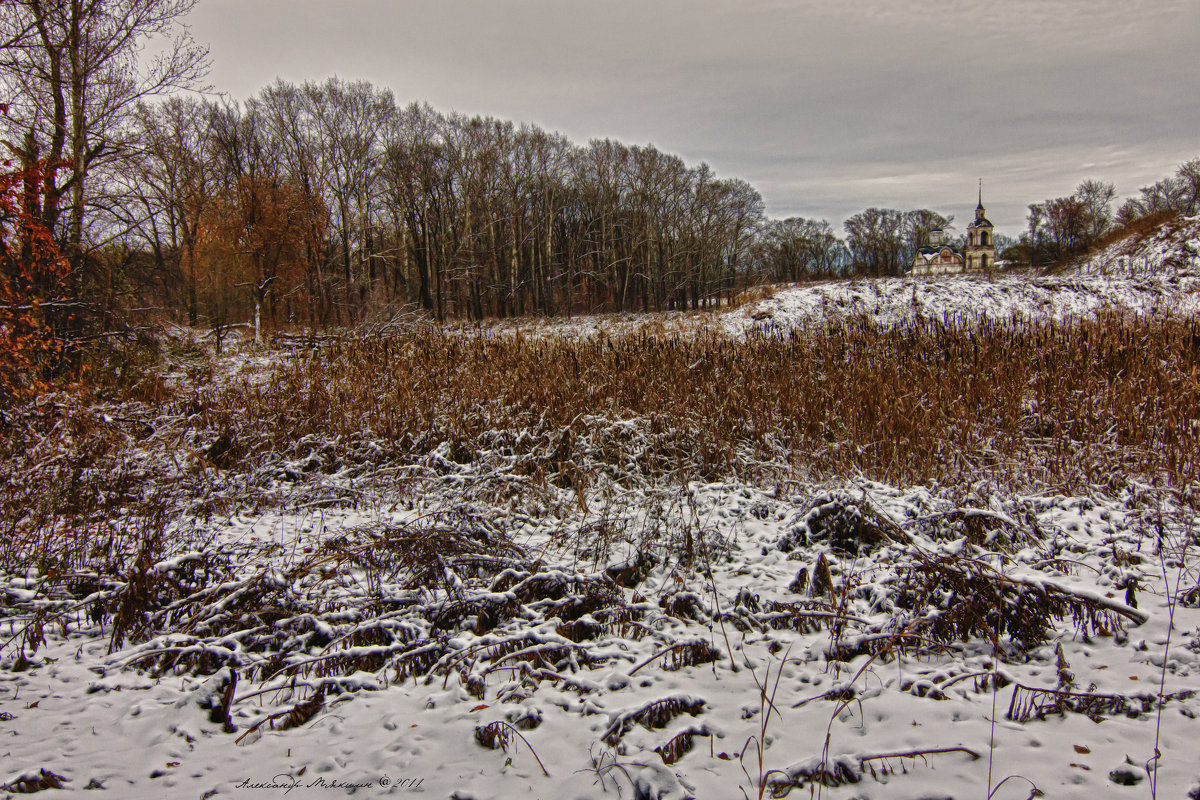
<box><xmin>964</xmin><ymin>180</ymin><xmax>995</xmax><ymax>272</ymax></box>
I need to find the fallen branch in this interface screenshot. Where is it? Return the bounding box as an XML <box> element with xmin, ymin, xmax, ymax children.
<box><xmin>859</xmin><ymin>745</ymin><xmax>981</xmax><ymax>763</ymax></box>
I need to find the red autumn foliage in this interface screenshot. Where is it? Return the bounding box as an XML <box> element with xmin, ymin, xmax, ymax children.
<box><xmin>0</xmin><ymin>158</ymin><xmax>74</xmax><ymax>407</ymax></box>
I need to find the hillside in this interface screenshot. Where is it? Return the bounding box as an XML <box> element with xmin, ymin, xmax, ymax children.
<box><xmin>1074</xmin><ymin>214</ymin><xmax>1200</xmax><ymax>277</ymax></box>
<box><xmin>724</xmin><ymin>268</ymin><xmax>1199</xmax><ymax>335</ymax></box>
<box><xmin>727</xmin><ymin>217</ymin><xmax>1200</xmax><ymax>333</ymax></box>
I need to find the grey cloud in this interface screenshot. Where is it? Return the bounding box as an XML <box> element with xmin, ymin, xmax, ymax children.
<box><xmin>186</xmin><ymin>0</ymin><xmax>1200</xmax><ymax>234</ymax></box>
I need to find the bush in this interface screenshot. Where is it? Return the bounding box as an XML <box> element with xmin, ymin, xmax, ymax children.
<box><xmin>0</xmin><ymin>160</ymin><xmax>75</xmax><ymax>407</ymax></box>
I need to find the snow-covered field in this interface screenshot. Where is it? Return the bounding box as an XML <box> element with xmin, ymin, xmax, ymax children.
<box><xmin>723</xmin><ymin>266</ymin><xmax>1200</xmax><ymax>337</ymax></box>
<box><xmin>3</xmin><ymin>220</ymin><xmax>1200</xmax><ymax>799</ymax></box>
<box><xmin>4</xmin><ymin>471</ymin><xmax>1197</xmax><ymax>799</ymax></box>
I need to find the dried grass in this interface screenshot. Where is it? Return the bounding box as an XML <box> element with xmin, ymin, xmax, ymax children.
<box><xmin>189</xmin><ymin>312</ymin><xmax>1200</xmax><ymax>492</ymax></box>
<box><xmin>1006</xmin><ymin>683</ymin><xmax>1195</xmax><ymax>723</ymax></box>
<box><xmin>1</xmin><ymin>309</ymin><xmax>1195</xmax><ymax>773</ymax></box>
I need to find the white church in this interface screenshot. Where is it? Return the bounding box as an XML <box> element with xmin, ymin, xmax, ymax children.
<box><xmin>910</xmin><ymin>187</ymin><xmax>995</xmax><ymax>276</ymax></box>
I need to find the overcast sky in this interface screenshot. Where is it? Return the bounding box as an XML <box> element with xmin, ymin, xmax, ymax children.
<box><xmin>181</xmin><ymin>0</ymin><xmax>1200</xmax><ymax>236</ymax></box>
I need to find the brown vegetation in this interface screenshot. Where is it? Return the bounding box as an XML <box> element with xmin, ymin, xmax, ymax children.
<box><xmin>205</xmin><ymin>312</ymin><xmax>1200</xmax><ymax>491</ymax></box>
<box><xmin>0</xmin><ymin>159</ymin><xmax>76</xmax><ymax>406</ymax></box>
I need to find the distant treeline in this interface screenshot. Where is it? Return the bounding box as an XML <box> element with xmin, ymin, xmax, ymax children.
<box><xmin>89</xmin><ymin>80</ymin><xmax>976</xmax><ymax>329</ymax></box>
<box><xmin>116</xmin><ymin>80</ymin><xmax>774</xmax><ymax>328</ymax></box>
<box><xmin>1018</xmin><ymin>163</ymin><xmax>1200</xmax><ymax>267</ymax></box>
<box><xmin>15</xmin><ymin>72</ymin><xmax>1200</xmax><ymax>337</ymax></box>
<box><xmin>6</xmin><ymin>48</ymin><xmax>1200</xmax><ymax>340</ymax></box>
<box><xmin>109</xmin><ymin>77</ymin><xmax>1200</xmax><ymax>333</ymax></box>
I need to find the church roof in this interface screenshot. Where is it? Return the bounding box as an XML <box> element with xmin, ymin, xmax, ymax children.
<box><xmin>967</xmin><ymin>216</ymin><xmax>993</xmax><ymax>228</ymax></box>
<box><xmin>914</xmin><ymin>247</ymin><xmax>963</xmax><ymax>264</ymax></box>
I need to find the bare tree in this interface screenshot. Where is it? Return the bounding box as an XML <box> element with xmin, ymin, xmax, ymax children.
<box><xmin>0</xmin><ymin>0</ymin><xmax>209</xmax><ymax>275</ymax></box>
<box><xmin>714</xmin><ymin>177</ymin><xmax>764</xmax><ymax>300</ymax></box>
<box><xmin>1074</xmin><ymin>178</ymin><xmax>1116</xmax><ymax>243</ymax></box>
<box><xmin>302</xmin><ymin>78</ymin><xmax>392</xmax><ymax>321</ymax></box>
<box><xmin>1027</xmin><ymin>180</ymin><xmax>1114</xmax><ymax>265</ymax></box>
<box><xmin>380</xmin><ymin>102</ymin><xmax>452</xmax><ymax>317</ymax></box>
<box><xmin>754</xmin><ymin>217</ymin><xmax>842</xmax><ymax>283</ymax></box>
<box><xmin>844</xmin><ymin>208</ymin><xmax>905</xmax><ymax>276</ymax></box>
<box><xmin>1176</xmin><ymin>158</ymin><xmax>1200</xmax><ymax>215</ymax></box>
<box><xmin>902</xmin><ymin>209</ymin><xmax>953</xmax><ymax>263</ymax></box>
<box><xmin>116</xmin><ymin>96</ymin><xmax>214</xmax><ymax>323</ymax></box>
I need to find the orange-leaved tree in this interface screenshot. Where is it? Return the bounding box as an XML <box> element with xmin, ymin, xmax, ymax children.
<box><xmin>199</xmin><ymin>173</ymin><xmax>327</xmax><ymax>344</ymax></box>
<box><xmin>0</xmin><ymin>155</ymin><xmax>75</xmax><ymax>407</ymax></box>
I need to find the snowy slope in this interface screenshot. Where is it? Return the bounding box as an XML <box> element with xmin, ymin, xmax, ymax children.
<box><xmin>727</xmin><ymin>216</ymin><xmax>1200</xmax><ymax>334</ymax></box>
<box><xmin>721</xmin><ymin>270</ymin><xmax>1198</xmax><ymax>336</ymax></box>
<box><xmin>1074</xmin><ymin>215</ymin><xmax>1200</xmax><ymax>278</ymax></box>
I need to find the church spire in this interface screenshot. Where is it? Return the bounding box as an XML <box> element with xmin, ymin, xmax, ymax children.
<box><xmin>977</xmin><ymin>178</ymin><xmax>983</xmax><ymax>211</ymax></box>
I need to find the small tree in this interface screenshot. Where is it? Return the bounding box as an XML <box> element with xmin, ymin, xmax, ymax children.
<box><xmin>0</xmin><ymin>155</ymin><xmax>74</xmax><ymax>406</ymax></box>
<box><xmin>199</xmin><ymin>173</ymin><xmax>327</xmax><ymax>346</ymax></box>
<box><xmin>844</xmin><ymin>208</ymin><xmax>905</xmax><ymax>277</ymax></box>
<box><xmin>1075</xmin><ymin>179</ymin><xmax>1116</xmax><ymax>243</ymax></box>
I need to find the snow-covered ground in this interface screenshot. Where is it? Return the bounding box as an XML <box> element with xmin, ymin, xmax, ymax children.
<box><xmin>725</xmin><ymin>263</ymin><xmax>1200</xmax><ymax>335</ymax></box>
<box><xmin>3</xmin><ymin>219</ymin><xmax>1200</xmax><ymax>799</ymax></box>
<box><xmin>1074</xmin><ymin>214</ymin><xmax>1200</xmax><ymax>279</ymax></box>
<box><xmin>458</xmin><ymin>263</ymin><xmax>1200</xmax><ymax>344</ymax></box>
<box><xmin>3</xmin><ymin>459</ymin><xmax>1199</xmax><ymax>798</ymax></box>
<box><xmin>731</xmin><ymin>216</ymin><xmax>1200</xmax><ymax>334</ymax></box>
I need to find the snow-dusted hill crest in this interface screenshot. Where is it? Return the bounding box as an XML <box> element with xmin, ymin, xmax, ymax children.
<box><xmin>1073</xmin><ymin>214</ymin><xmax>1200</xmax><ymax>278</ymax></box>
<box><xmin>452</xmin><ymin>267</ymin><xmax>1199</xmax><ymax>344</ymax></box>
<box><xmin>724</xmin><ymin>265</ymin><xmax>1199</xmax><ymax>334</ymax></box>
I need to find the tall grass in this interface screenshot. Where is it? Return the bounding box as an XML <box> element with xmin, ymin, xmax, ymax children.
<box><xmin>205</xmin><ymin>310</ymin><xmax>1200</xmax><ymax>491</ymax></box>
<box><xmin>4</xmin><ymin>309</ymin><xmax>1196</xmax><ymax>578</ymax></box>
